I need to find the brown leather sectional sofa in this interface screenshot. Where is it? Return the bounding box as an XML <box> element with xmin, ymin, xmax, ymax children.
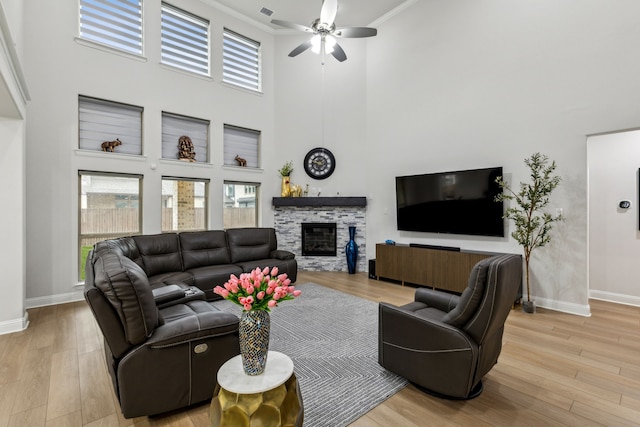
<box><xmin>84</xmin><ymin>227</ymin><xmax>297</xmax><ymax>418</ymax></box>
<box><xmin>92</xmin><ymin>227</ymin><xmax>297</xmax><ymax>300</ymax></box>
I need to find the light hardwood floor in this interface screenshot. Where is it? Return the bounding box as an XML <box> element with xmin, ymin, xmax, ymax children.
<box><xmin>1</xmin><ymin>271</ymin><xmax>639</xmax><ymax>426</ymax></box>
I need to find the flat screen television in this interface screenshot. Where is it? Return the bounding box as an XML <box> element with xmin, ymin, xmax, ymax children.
<box><xmin>395</xmin><ymin>167</ymin><xmax>504</xmax><ymax>237</ymax></box>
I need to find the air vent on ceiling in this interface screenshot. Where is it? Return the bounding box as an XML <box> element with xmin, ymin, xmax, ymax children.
<box><xmin>260</xmin><ymin>7</ymin><xmax>274</xmax><ymax>17</ymax></box>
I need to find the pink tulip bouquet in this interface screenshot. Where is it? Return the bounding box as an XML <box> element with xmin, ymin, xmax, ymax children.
<box><xmin>214</xmin><ymin>266</ymin><xmax>301</xmax><ymax>312</ymax></box>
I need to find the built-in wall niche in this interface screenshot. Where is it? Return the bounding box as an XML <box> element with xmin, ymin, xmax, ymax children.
<box><xmin>78</xmin><ymin>95</ymin><xmax>143</xmax><ymax>155</ymax></box>
<box><xmin>162</xmin><ymin>112</ymin><xmax>210</xmax><ymax>163</ymax></box>
<box><xmin>223</xmin><ymin>124</ymin><xmax>260</xmax><ymax>168</ymax></box>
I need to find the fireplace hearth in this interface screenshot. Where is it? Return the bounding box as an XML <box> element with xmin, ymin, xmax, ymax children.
<box><xmin>301</xmin><ymin>223</ymin><xmax>337</xmax><ymax>256</ymax></box>
<box><xmin>273</xmin><ymin>197</ymin><xmax>366</xmax><ymax>271</ymax></box>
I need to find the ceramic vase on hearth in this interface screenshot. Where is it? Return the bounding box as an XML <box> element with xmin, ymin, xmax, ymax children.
<box><xmin>345</xmin><ymin>226</ymin><xmax>359</xmax><ymax>274</ymax></box>
<box><xmin>239</xmin><ymin>310</ymin><xmax>270</xmax><ymax>375</ymax></box>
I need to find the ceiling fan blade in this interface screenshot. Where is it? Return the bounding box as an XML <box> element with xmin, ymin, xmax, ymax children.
<box><xmin>271</xmin><ymin>19</ymin><xmax>313</xmax><ymax>33</ymax></box>
<box><xmin>320</xmin><ymin>0</ymin><xmax>338</xmax><ymax>25</ymax></box>
<box><xmin>335</xmin><ymin>27</ymin><xmax>378</xmax><ymax>38</ymax></box>
<box><xmin>331</xmin><ymin>42</ymin><xmax>347</xmax><ymax>62</ymax></box>
<box><xmin>289</xmin><ymin>40</ymin><xmax>313</xmax><ymax>57</ymax></box>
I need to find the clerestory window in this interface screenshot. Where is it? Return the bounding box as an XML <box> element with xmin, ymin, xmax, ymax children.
<box><xmin>223</xmin><ymin>29</ymin><xmax>261</xmax><ymax>91</ymax></box>
<box><xmin>161</xmin><ymin>3</ymin><xmax>210</xmax><ymax>76</ymax></box>
<box><xmin>79</xmin><ymin>0</ymin><xmax>143</xmax><ymax>56</ymax></box>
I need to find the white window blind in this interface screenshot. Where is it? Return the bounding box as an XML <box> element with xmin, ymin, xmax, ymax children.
<box><xmin>223</xmin><ymin>125</ymin><xmax>260</xmax><ymax>168</ymax></box>
<box><xmin>79</xmin><ymin>96</ymin><xmax>143</xmax><ymax>155</ymax></box>
<box><xmin>79</xmin><ymin>0</ymin><xmax>143</xmax><ymax>56</ymax></box>
<box><xmin>161</xmin><ymin>3</ymin><xmax>210</xmax><ymax>75</ymax></box>
<box><xmin>162</xmin><ymin>112</ymin><xmax>209</xmax><ymax>163</ymax></box>
<box><xmin>223</xmin><ymin>29</ymin><xmax>261</xmax><ymax>91</ymax></box>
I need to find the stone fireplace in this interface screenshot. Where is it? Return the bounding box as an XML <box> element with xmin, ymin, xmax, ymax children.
<box><xmin>273</xmin><ymin>197</ymin><xmax>366</xmax><ymax>271</ymax></box>
<box><xmin>301</xmin><ymin>222</ymin><xmax>337</xmax><ymax>256</ymax></box>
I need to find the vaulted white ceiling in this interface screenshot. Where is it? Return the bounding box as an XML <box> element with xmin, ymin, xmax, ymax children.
<box><xmin>204</xmin><ymin>0</ymin><xmax>410</xmax><ymax>29</ymax></box>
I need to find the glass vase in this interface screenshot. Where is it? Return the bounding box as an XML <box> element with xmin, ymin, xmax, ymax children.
<box><xmin>239</xmin><ymin>310</ymin><xmax>270</xmax><ymax>375</ymax></box>
<box><xmin>345</xmin><ymin>226</ymin><xmax>359</xmax><ymax>274</ymax></box>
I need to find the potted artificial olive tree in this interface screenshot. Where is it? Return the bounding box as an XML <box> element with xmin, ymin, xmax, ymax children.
<box><xmin>495</xmin><ymin>153</ymin><xmax>563</xmax><ymax>313</ymax></box>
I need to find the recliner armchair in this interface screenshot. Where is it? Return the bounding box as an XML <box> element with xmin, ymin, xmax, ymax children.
<box><xmin>378</xmin><ymin>254</ymin><xmax>522</xmax><ymax>399</ymax></box>
<box><xmin>85</xmin><ymin>247</ymin><xmax>240</xmax><ymax>418</ymax></box>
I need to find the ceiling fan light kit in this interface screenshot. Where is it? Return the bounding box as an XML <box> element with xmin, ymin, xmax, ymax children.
<box><xmin>272</xmin><ymin>0</ymin><xmax>377</xmax><ymax>62</ymax></box>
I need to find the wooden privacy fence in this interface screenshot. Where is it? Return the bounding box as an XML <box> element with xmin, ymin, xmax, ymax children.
<box><xmin>80</xmin><ymin>208</ymin><xmax>140</xmax><ymax>234</ymax></box>
<box><xmin>223</xmin><ymin>207</ymin><xmax>256</xmax><ymax>229</ymax></box>
<box><xmin>79</xmin><ymin>207</ymin><xmax>255</xmax><ymax>280</ymax></box>
<box><xmin>80</xmin><ymin>207</ymin><xmax>255</xmax><ymax>239</ymax></box>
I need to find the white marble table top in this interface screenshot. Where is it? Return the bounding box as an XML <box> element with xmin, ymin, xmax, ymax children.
<box><xmin>217</xmin><ymin>351</ymin><xmax>294</xmax><ymax>394</ymax></box>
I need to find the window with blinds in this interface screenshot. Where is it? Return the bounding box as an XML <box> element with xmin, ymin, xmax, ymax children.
<box><xmin>161</xmin><ymin>3</ymin><xmax>210</xmax><ymax>75</ymax></box>
<box><xmin>223</xmin><ymin>29</ymin><xmax>261</xmax><ymax>91</ymax></box>
<box><xmin>162</xmin><ymin>112</ymin><xmax>209</xmax><ymax>163</ymax></box>
<box><xmin>223</xmin><ymin>125</ymin><xmax>260</xmax><ymax>168</ymax></box>
<box><xmin>78</xmin><ymin>96</ymin><xmax>143</xmax><ymax>155</ymax></box>
<box><xmin>79</xmin><ymin>0</ymin><xmax>143</xmax><ymax>56</ymax></box>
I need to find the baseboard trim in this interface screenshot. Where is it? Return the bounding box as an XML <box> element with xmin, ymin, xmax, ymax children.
<box><xmin>532</xmin><ymin>296</ymin><xmax>592</xmax><ymax>317</ymax></box>
<box><xmin>589</xmin><ymin>290</ymin><xmax>640</xmax><ymax>307</ymax></box>
<box><xmin>0</xmin><ymin>311</ymin><xmax>29</xmax><ymax>335</ymax></box>
<box><xmin>26</xmin><ymin>289</ymin><xmax>85</xmax><ymax>309</ymax></box>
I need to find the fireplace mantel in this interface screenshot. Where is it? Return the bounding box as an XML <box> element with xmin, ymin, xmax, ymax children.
<box><xmin>272</xmin><ymin>196</ymin><xmax>366</xmax><ymax>207</ymax></box>
<box><xmin>273</xmin><ymin>198</ymin><xmax>367</xmax><ymax>272</ymax></box>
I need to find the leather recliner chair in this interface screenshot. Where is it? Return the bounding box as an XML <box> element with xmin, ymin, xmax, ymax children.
<box><xmin>84</xmin><ymin>247</ymin><xmax>240</xmax><ymax>418</ymax></box>
<box><xmin>378</xmin><ymin>254</ymin><xmax>522</xmax><ymax>399</ymax></box>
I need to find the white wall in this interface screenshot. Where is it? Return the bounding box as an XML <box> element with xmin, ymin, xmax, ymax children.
<box><xmin>22</xmin><ymin>0</ymin><xmax>276</xmax><ymax>305</ymax></box>
<box><xmin>588</xmin><ymin>130</ymin><xmax>640</xmax><ymax>306</ymax></box>
<box><xmin>0</xmin><ymin>0</ymin><xmax>28</xmax><ymax>333</ymax></box>
<box><xmin>0</xmin><ymin>118</ymin><xmax>27</xmax><ymax>333</ymax></box>
<box><xmin>19</xmin><ymin>0</ymin><xmax>640</xmax><ymax>315</ymax></box>
<box><xmin>1</xmin><ymin>0</ymin><xmax>23</xmax><ymax>61</ymax></box>
<box><xmin>273</xmin><ymin>34</ymin><xmax>369</xmax><ymax>198</ymax></box>
<box><xmin>359</xmin><ymin>0</ymin><xmax>640</xmax><ymax>315</ymax></box>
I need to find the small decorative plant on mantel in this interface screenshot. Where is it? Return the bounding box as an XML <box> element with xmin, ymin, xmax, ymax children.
<box><xmin>278</xmin><ymin>160</ymin><xmax>294</xmax><ymax>177</ymax></box>
<box><xmin>495</xmin><ymin>152</ymin><xmax>563</xmax><ymax>313</ymax></box>
<box><xmin>278</xmin><ymin>160</ymin><xmax>294</xmax><ymax>197</ymax></box>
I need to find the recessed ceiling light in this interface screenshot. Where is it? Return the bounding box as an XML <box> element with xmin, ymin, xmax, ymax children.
<box><xmin>259</xmin><ymin>7</ymin><xmax>274</xmax><ymax>17</ymax></box>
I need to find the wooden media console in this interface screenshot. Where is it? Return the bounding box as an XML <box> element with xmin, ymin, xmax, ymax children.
<box><xmin>375</xmin><ymin>243</ymin><xmax>514</xmax><ymax>294</ymax></box>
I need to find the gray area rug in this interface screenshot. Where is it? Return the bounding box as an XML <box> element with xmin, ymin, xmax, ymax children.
<box><xmin>211</xmin><ymin>283</ymin><xmax>408</xmax><ymax>427</ymax></box>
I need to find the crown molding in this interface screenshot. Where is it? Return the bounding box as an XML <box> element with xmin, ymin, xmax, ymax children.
<box><xmin>0</xmin><ymin>1</ymin><xmax>30</xmax><ymax>106</ymax></box>
<box><xmin>198</xmin><ymin>0</ymin><xmax>276</xmax><ymax>33</ymax></box>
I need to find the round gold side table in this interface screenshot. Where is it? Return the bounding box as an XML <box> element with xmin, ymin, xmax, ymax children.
<box><xmin>210</xmin><ymin>351</ymin><xmax>303</xmax><ymax>427</ymax></box>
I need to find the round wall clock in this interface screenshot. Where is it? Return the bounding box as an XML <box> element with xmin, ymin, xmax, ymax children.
<box><xmin>304</xmin><ymin>147</ymin><xmax>336</xmax><ymax>180</ymax></box>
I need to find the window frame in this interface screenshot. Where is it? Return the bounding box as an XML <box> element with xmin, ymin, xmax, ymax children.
<box><xmin>79</xmin><ymin>0</ymin><xmax>144</xmax><ymax>56</ymax></box>
<box><xmin>161</xmin><ymin>3</ymin><xmax>210</xmax><ymax>76</ymax></box>
<box><xmin>78</xmin><ymin>95</ymin><xmax>143</xmax><ymax>155</ymax></box>
<box><xmin>78</xmin><ymin>170</ymin><xmax>143</xmax><ymax>280</ymax></box>
<box><xmin>161</xmin><ymin>112</ymin><xmax>210</xmax><ymax>163</ymax></box>
<box><xmin>223</xmin><ymin>124</ymin><xmax>261</xmax><ymax>168</ymax></box>
<box><xmin>223</xmin><ymin>181</ymin><xmax>260</xmax><ymax>229</ymax></box>
<box><xmin>222</xmin><ymin>28</ymin><xmax>262</xmax><ymax>92</ymax></box>
<box><xmin>161</xmin><ymin>176</ymin><xmax>210</xmax><ymax>232</ymax></box>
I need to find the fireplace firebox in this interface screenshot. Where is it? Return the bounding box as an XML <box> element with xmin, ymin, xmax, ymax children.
<box><xmin>301</xmin><ymin>223</ymin><xmax>337</xmax><ymax>256</ymax></box>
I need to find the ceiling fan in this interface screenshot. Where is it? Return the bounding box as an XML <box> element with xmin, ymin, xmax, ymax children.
<box><xmin>271</xmin><ymin>0</ymin><xmax>378</xmax><ymax>62</ymax></box>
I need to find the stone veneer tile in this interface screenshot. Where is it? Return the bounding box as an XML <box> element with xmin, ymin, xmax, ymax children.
<box><xmin>274</xmin><ymin>206</ymin><xmax>366</xmax><ymax>272</ymax></box>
